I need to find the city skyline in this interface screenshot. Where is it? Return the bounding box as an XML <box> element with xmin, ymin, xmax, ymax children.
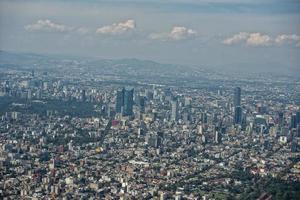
<box><xmin>1</xmin><ymin>0</ymin><xmax>300</xmax><ymax>199</ymax></box>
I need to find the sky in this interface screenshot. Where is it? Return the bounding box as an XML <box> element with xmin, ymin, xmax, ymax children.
<box><xmin>0</xmin><ymin>0</ymin><xmax>300</xmax><ymax>74</ymax></box>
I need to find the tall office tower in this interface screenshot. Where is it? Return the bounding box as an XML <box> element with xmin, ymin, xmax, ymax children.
<box><xmin>277</xmin><ymin>111</ymin><xmax>284</xmax><ymax>126</ymax></box>
<box><xmin>291</xmin><ymin>114</ymin><xmax>297</xmax><ymax>129</ymax></box>
<box><xmin>215</xmin><ymin>131</ymin><xmax>221</xmax><ymax>144</ymax></box>
<box><xmin>241</xmin><ymin>114</ymin><xmax>247</xmax><ymax>130</ymax></box>
<box><xmin>234</xmin><ymin>106</ymin><xmax>242</xmax><ymax>124</ymax></box>
<box><xmin>139</xmin><ymin>96</ymin><xmax>145</xmax><ymax>113</ymax></box>
<box><xmin>115</xmin><ymin>88</ymin><xmax>125</xmax><ymax>113</ymax></box>
<box><xmin>234</xmin><ymin>87</ymin><xmax>241</xmax><ymax>107</ymax></box>
<box><xmin>296</xmin><ymin>111</ymin><xmax>300</xmax><ymax>125</ymax></box>
<box><xmin>171</xmin><ymin>100</ymin><xmax>179</xmax><ymax>121</ymax></box>
<box><xmin>123</xmin><ymin>88</ymin><xmax>134</xmax><ymax>116</ymax></box>
<box><xmin>297</xmin><ymin>125</ymin><xmax>300</xmax><ymax>137</ymax></box>
<box><xmin>233</xmin><ymin>87</ymin><xmax>242</xmax><ymax>124</ymax></box>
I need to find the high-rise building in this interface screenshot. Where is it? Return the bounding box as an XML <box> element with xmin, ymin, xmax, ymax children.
<box><xmin>215</xmin><ymin>131</ymin><xmax>221</xmax><ymax>144</ymax></box>
<box><xmin>139</xmin><ymin>96</ymin><xmax>145</xmax><ymax>113</ymax></box>
<box><xmin>234</xmin><ymin>87</ymin><xmax>241</xmax><ymax>107</ymax></box>
<box><xmin>277</xmin><ymin>111</ymin><xmax>284</xmax><ymax>126</ymax></box>
<box><xmin>115</xmin><ymin>87</ymin><xmax>134</xmax><ymax>116</ymax></box>
<box><xmin>233</xmin><ymin>87</ymin><xmax>242</xmax><ymax>124</ymax></box>
<box><xmin>234</xmin><ymin>106</ymin><xmax>242</xmax><ymax>124</ymax></box>
<box><xmin>291</xmin><ymin>114</ymin><xmax>297</xmax><ymax>129</ymax></box>
<box><xmin>297</xmin><ymin>125</ymin><xmax>300</xmax><ymax>137</ymax></box>
<box><xmin>123</xmin><ymin>88</ymin><xmax>134</xmax><ymax>116</ymax></box>
<box><xmin>296</xmin><ymin>111</ymin><xmax>300</xmax><ymax>125</ymax></box>
<box><xmin>171</xmin><ymin>100</ymin><xmax>178</xmax><ymax>121</ymax></box>
<box><xmin>115</xmin><ymin>88</ymin><xmax>125</xmax><ymax>113</ymax></box>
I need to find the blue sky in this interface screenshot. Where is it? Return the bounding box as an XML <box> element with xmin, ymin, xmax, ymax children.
<box><xmin>0</xmin><ymin>0</ymin><xmax>299</xmax><ymax>74</ymax></box>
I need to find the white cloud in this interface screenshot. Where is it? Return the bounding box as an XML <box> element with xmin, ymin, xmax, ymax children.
<box><xmin>246</xmin><ymin>33</ymin><xmax>272</xmax><ymax>46</ymax></box>
<box><xmin>25</xmin><ymin>19</ymin><xmax>73</xmax><ymax>32</ymax></box>
<box><xmin>150</xmin><ymin>26</ymin><xmax>197</xmax><ymax>41</ymax></box>
<box><xmin>275</xmin><ymin>34</ymin><xmax>300</xmax><ymax>46</ymax></box>
<box><xmin>96</xmin><ymin>19</ymin><xmax>136</xmax><ymax>35</ymax></box>
<box><xmin>169</xmin><ymin>26</ymin><xmax>196</xmax><ymax>40</ymax></box>
<box><xmin>222</xmin><ymin>32</ymin><xmax>249</xmax><ymax>45</ymax></box>
<box><xmin>223</xmin><ymin>32</ymin><xmax>300</xmax><ymax>47</ymax></box>
<box><xmin>223</xmin><ymin>32</ymin><xmax>272</xmax><ymax>46</ymax></box>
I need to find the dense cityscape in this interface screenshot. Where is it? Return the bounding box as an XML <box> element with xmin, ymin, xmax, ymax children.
<box><xmin>1</xmin><ymin>0</ymin><xmax>300</xmax><ymax>199</ymax></box>
<box><xmin>0</xmin><ymin>52</ymin><xmax>300</xmax><ymax>199</ymax></box>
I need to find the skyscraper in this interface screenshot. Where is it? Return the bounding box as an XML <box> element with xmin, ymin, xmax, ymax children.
<box><xmin>234</xmin><ymin>87</ymin><xmax>242</xmax><ymax>124</ymax></box>
<box><xmin>291</xmin><ymin>114</ymin><xmax>297</xmax><ymax>129</ymax></box>
<box><xmin>277</xmin><ymin>111</ymin><xmax>284</xmax><ymax>126</ymax></box>
<box><xmin>138</xmin><ymin>96</ymin><xmax>145</xmax><ymax>113</ymax></box>
<box><xmin>171</xmin><ymin>100</ymin><xmax>178</xmax><ymax>121</ymax></box>
<box><xmin>234</xmin><ymin>87</ymin><xmax>241</xmax><ymax>107</ymax></box>
<box><xmin>115</xmin><ymin>88</ymin><xmax>125</xmax><ymax>113</ymax></box>
<box><xmin>123</xmin><ymin>88</ymin><xmax>134</xmax><ymax>116</ymax></box>
<box><xmin>115</xmin><ymin>87</ymin><xmax>134</xmax><ymax>116</ymax></box>
<box><xmin>215</xmin><ymin>131</ymin><xmax>221</xmax><ymax>144</ymax></box>
<box><xmin>234</xmin><ymin>106</ymin><xmax>242</xmax><ymax>124</ymax></box>
<box><xmin>296</xmin><ymin>111</ymin><xmax>300</xmax><ymax>125</ymax></box>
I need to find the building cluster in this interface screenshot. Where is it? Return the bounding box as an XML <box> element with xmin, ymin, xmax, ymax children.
<box><xmin>0</xmin><ymin>68</ymin><xmax>300</xmax><ymax>199</ymax></box>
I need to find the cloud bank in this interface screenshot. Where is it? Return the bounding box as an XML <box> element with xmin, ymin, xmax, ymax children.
<box><xmin>275</xmin><ymin>34</ymin><xmax>300</xmax><ymax>46</ymax></box>
<box><xmin>96</xmin><ymin>19</ymin><xmax>136</xmax><ymax>35</ymax></box>
<box><xmin>222</xmin><ymin>32</ymin><xmax>249</xmax><ymax>45</ymax></box>
<box><xmin>25</xmin><ymin>19</ymin><xmax>73</xmax><ymax>33</ymax></box>
<box><xmin>223</xmin><ymin>32</ymin><xmax>300</xmax><ymax>47</ymax></box>
<box><xmin>24</xmin><ymin>20</ymin><xmax>300</xmax><ymax>48</ymax></box>
<box><xmin>150</xmin><ymin>26</ymin><xmax>197</xmax><ymax>41</ymax></box>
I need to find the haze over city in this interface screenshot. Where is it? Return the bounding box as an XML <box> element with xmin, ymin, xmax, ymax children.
<box><xmin>0</xmin><ymin>0</ymin><xmax>300</xmax><ymax>200</ymax></box>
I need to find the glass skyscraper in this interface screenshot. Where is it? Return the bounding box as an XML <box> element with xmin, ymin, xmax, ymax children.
<box><xmin>234</xmin><ymin>87</ymin><xmax>241</xmax><ymax>107</ymax></box>
<box><xmin>123</xmin><ymin>88</ymin><xmax>134</xmax><ymax>116</ymax></box>
<box><xmin>115</xmin><ymin>87</ymin><xmax>134</xmax><ymax>116</ymax></box>
<box><xmin>234</xmin><ymin>87</ymin><xmax>242</xmax><ymax>124</ymax></box>
<box><xmin>171</xmin><ymin>100</ymin><xmax>178</xmax><ymax>121</ymax></box>
<box><xmin>115</xmin><ymin>88</ymin><xmax>125</xmax><ymax>113</ymax></box>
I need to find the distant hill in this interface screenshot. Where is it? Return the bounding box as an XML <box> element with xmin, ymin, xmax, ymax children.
<box><xmin>0</xmin><ymin>50</ymin><xmax>48</xmax><ymax>66</ymax></box>
<box><xmin>0</xmin><ymin>50</ymin><xmax>202</xmax><ymax>77</ymax></box>
<box><xmin>1</xmin><ymin>50</ymin><xmax>296</xmax><ymax>81</ymax></box>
